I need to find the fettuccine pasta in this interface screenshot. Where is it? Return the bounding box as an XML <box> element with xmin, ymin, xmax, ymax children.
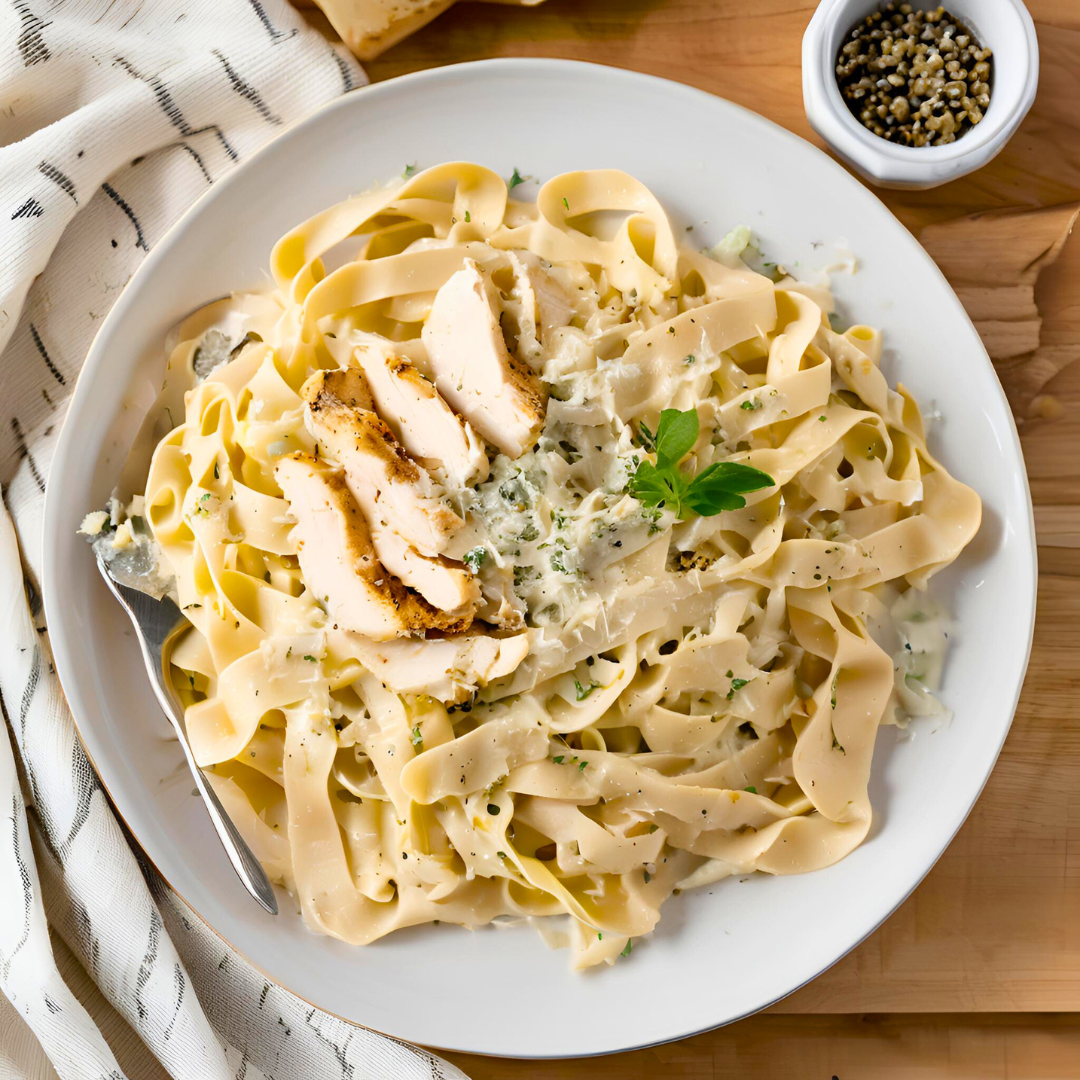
<box><xmin>102</xmin><ymin>164</ymin><xmax>980</xmax><ymax>968</ymax></box>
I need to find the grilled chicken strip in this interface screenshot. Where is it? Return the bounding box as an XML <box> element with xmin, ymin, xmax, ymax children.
<box><xmin>371</xmin><ymin>525</ymin><xmax>479</xmax><ymax>618</ymax></box>
<box><xmin>421</xmin><ymin>258</ymin><xmax>546</xmax><ymax>459</ymax></box>
<box><xmin>338</xmin><ymin>630</ymin><xmax>530</xmax><ymax>704</ymax></box>
<box><xmin>303</xmin><ymin>367</ymin><xmax>463</xmax><ymax>556</ymax></box>
<box><xmin>353</xmin><ymin>345</ymin><xmax>488</xmax><ymax>486</ymax></box>
<box><xmin>275</xmin><ymin>454</ymin><xmax>471</xmax><ymax>639</ymax></box>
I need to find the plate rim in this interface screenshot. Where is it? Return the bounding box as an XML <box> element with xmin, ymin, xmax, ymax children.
<box><xmin>42</xmin><ymin>56</ymin><xmax>1039</xmax><ymax>1059</ymax></box>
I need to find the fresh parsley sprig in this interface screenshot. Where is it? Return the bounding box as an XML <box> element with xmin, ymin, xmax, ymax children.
<box><xmin>629</xmin><ymin>408</ymin><xmax>774</xmax><ymax>520</ymax></box>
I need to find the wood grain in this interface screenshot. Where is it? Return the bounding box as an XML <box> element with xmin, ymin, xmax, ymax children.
<box><xmin>307</xmin><ymin>0</ymin><xmax>1080</xmax><ymax>1072</ymax></box>
<box><xmin>450</xmin><ymin>1015</ymin><xmax>1080</xmax><ymax>1079</ymax></box>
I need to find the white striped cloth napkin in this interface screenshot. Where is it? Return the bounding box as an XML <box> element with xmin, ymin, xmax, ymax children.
<box><xmin>0</xmin><ymin>3</ymin><xmax>470</xmax><ymax>1078</ymax></box>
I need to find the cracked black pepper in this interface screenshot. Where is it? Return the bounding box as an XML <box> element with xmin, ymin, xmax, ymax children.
<box><xmin>835</xmin><ymin>3</ymin><xmax>993</xmax><ymax>146</ymax></box>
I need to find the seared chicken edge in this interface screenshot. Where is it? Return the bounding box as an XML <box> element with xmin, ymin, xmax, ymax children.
<box><xmin>274</xmin><ymin>453</ymin><xmax>472</xmax><ymax>640</ymax></box>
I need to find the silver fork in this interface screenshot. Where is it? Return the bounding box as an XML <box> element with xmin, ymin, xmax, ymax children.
<box><xmin>95</xmin><ymin>554</ymin><xmax>278</xmax><ymax>915</ymax></box>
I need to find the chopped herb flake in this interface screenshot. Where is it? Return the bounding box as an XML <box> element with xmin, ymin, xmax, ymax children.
<box><xmin>573</xmin><ymin>677</ymin><xmax>600</xmax><ymax>701</ymax></box>
<box><xmin>463</xmin><ymin>546</ymin><xmax>487</xmax><ymax>572</ymax></box>
<box><xmin>726</xmin><ymin>677</ymin><xmax>749</xmax><ymax>700</ymax></box>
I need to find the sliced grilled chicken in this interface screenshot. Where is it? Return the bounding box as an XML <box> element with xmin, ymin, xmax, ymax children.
<box><xmin>274</xmin><ymin>454</ymin><xmax>471</xmax><ymax>639</ymax></box>
<box><xmin>352</xmin><ymin>346</ymin><xmax>489</xmax><ymax>486</ymax></box>
<box><xmin>342</xmin><ymin>630</ymin><xmax>530</xmax><ymax>704</ymax></box>
<box><xmin>371</xmin><ymin>525</ymin><xmax>479</xmax><ymax>618</ymax></box>
<box><xmin>421</xmin><ymin>258</ymin><xmax>546</xmax><ymax>459</ymax></box>
<box><xmin>303</xmin><ymin>367</ymin><xmax>463</xmax><ymax>556</ymax></box>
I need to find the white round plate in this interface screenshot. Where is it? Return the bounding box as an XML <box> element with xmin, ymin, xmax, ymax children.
<box><xmin>43</xmin><ymin>60</ymin><xmax>1036</xmax><ymax>1058</ymax></box>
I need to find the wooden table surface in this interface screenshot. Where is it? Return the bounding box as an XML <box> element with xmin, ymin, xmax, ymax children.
<box><xmin>357</xmin><ymin>1</ymin><xmax>1080</xmax><ymax>1075</ymax></box>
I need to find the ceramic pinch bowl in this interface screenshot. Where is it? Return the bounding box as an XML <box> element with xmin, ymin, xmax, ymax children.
<box><xmin>803</xmin><ymin>0</ymin><xmax>1039</xmax><ymax>189</ymax></box>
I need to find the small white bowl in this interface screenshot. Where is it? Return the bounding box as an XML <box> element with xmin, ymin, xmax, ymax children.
<box><xmin>803</xmin><ymin>0</ymin><xmax>1039</xmax><ymax>189</ymax></box>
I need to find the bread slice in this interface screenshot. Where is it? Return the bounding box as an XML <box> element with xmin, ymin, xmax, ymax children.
<box><xmin>309</xmin><ymin>0</ymin><xmax>546</xmax><ymax>60</ymax></box>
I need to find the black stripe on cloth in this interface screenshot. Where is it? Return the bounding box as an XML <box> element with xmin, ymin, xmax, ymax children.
<box><xmin>38</xmin><ymin>160</ymin><xmax>77</xmax><ymax>203</ymax></box>
<box><xmin>14</xmin><ymin>648</ymin><xmax>63</xmax><ymax>866</ymax></box>
<box><xmin>30</xmin><ymin>324</ymin><xmax>65</xmax><ymax>385</ymax></box>
<box><xmin>163</xmin><ymin>964</ymin><xmax>185</xmax><ymax>1040</ymax></box>
<box><xmin>258</xmin><ymin>981</ymin><xmax>270</xmax><ymax>1008</ymax></box>
<box><xmin>43</xmin><ymin>991</ymin><xmax>60</xmax><ymax>1013</ymax></box>
<box><xmin>0</xmin><ymin>795</ymin><xmax>34</xmax><ymax>981</ymax></box>
<box><xmin>134</xmin><ymin>907</ymin><xmax>162</xmax><ymax>1021</ymax></box>
<box><xmin>13</xmin><ymin>0</ymin><xmax>50</xmax><ymax>67</ymax></box>
<box><xmin>100</xmin><ymin>182</ymin><xmax>149</xmax><ymax>251</ymax></box>
<box><xmin>114</xmin><ymin>56</ymin><xmax>192</xmax><ymax>135</ymax></box>
<box><xmin>211</xmin><ymin>128</ymin><xmax>240</xmax><ymax>162</ymax></box>
<box><xmin>62</xmin><ymin>737</ymin><xmax>97</xmax><ymax>853</ymax></box>
<box><xmin>70</xmin><ymin>896</ymin><xmax>101</xmax><ymax>978</ymax></box>
<box><xmin>303</xmin><ymin>1010</ymin><xmax>355</xmax><ymax>1080</ymax></box>
<box><xmin>115</xmin><ymin>57</ymin><xmax>241</xmax><ymax>165</ymax></box>
<box><xmin>213</xmin><ymin>50</ymin><xmax>282</xmax><ymax>126</ymax></box>
<box><xmin>18</xmin><ymin>645</ymin><xmax>40</xmax><ymax>741</ymax></box>
<box><xmin>329</xmin><ymin>47</ymin><xmax>357</xmax><ymax>94</ymax></box>
<box><xmin>10</xmin><ymin>418</ymin><xmax>45</xmax><ymax>492</ymax></box>
<box><xmin>247</xmin><ymin>0</ymin><xmax>296</xmax><ymax>43</ymax></box>
<box><xmin>178</xmin><ymin>143</ymin><xmax>213</xmax><ymax>183</ymax></box>
<box><xmin>11</xmin><ymin>197</ymin><xmax>44</xmax><ymax>219</ymax></box>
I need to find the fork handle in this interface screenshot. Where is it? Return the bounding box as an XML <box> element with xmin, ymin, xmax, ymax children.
<box><xmin>136</xmin><ymin>627</ymin><xmax>279</xmax><ymax>916</ymax></box>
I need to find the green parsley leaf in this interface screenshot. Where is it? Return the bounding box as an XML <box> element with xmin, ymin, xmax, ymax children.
<box><xmin>682</xmin><ymin>461</ymin><xmax>775</xmax><ymax>516</ymax></box>
<box><xmin>562</xmin><ymin>196</ymin><xmax>569</xmax><ymax>211</ymax></box>
<box><xmin>621</xmin><ymin>939</ymin><xmax>633</xmax><ymax>958</ymax></box>
<box><xmin>726</xmin><ymin>677</ymin><xmax>749</xmax><ymax>700</ymax></box>
<box><xmin>464</xmin><ymin>210</ymin><xmax>471</xmax><ymax>223</ymax></box>
<box><xmin>745</xmin><ymin>785</ymin><xmax>757</xmax><ymax>794</ymax></box>
<box><xmin>636</xmin><ymin>419</ymin><xmax>656</xmax><ymax>452</ymax></box>
<box><xmin>303</xmin><ymin>654</ymin><xmax>317</xmax><ymax>663</ymax></box>
<box><xmin>403</xmin><ymin>163</ymin><xmax>416</xmax><ymax>178</ymax></box>
<box><xmin>629</xmin><ymin>459</ymin><xmax>688</xmax><ymax>514</ymax></box>
<box><xmin>552</xmin><ymin>755</ymin><xmax>565</xmax><ymax>764</ymax></box>
<box><xmin>629</xmin><ymin>408</ymin><xmax>773</xmax><ymax>520</ymax></box>
<box><xmin>654</xmin><ymin>408</ymin><xmax>699</xmax><ymax>464</ymax></box>
<box><xmin>410</xmin><ymin>725</ymin><xmax>423</xmax><ymax>748</ymax></box>
<box><xmin>508</xmin><ymin>168</ymin><xmax>525</xmax><ymax>189</ymax></box>
<box><xmin>578</xmin><ymin>760</ymin><xmax>587</xmax><ymax>772</ymax></box>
